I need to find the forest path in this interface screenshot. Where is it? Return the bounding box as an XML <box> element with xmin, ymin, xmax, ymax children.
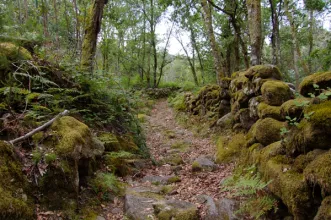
<box><xmin>105</xmin><ymin>99</ymin><xmax>233</xmax><ymax>219</ymax></box>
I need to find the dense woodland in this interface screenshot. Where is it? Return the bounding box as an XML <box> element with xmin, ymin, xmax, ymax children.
<box><xmin>1</xmin><ymin>0</ymin><xmax>331</xmax><ymax>219</ymax></box>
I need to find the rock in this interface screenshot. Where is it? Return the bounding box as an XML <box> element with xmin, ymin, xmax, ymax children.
<box><xmin>299</xmin><ymin>71</ymin><xmax>331</xmax><ymax>97</ymax></box>
<box><xmin>261</xmin><ymin>80</ymin><xmax>293</xmax><ymax>106</ymax></box>
<box><xmin>216</xmin><ymin>133</ymin><xmax>246</xmax><ymax>163</ymax></box>
<box><xmin>220</xmin><ymin>77</ymin><xmax>231</xmax><ymax>89</ymax></box>
<box><xmin>142</xmin><ymin>175</ymin><xmax>177</xmax><ymax>185</ymax></box>
<box><xmin>244</xmin><ymin>65</ymin><xmax>282</xmax><ymax>80</ymax></box>
<box><xmin>124</xmin><ymin>194</ymin><xmax>158</xmax><ymax>219</ymax></box>
<box><xmin>96</xmin><ymin>216</ymin><xmax>105</xmax><ymax>220</ymax></box>
<box><xmin>247</xmin><ymin>118</ymin><xmax>285</xmax><ymax>146</ymax></box>
<box><xmin>0</xmin><ymin>141</ymin><xmax>35</xmax><ymax>219</ymax></box>
<box><xmin>153</xmin><ymin>199</ymin><xmax>198</xmax><ymax>220</ymax></box>
<box><xmin>284</xmin><ymin>101</ymin><xmax>331</xmax><ymax>156</ymax></box>
<box><xmin>249</xmin><ymin>97</ymin><xmax>261</xmax><ymax>119</ymax></box>
<box><xmin>314</xmin><ymin>196</ymin><xmax>331</xmax><ymax>220</ymax></box>
<box><xmin>98</xmin><ymin>132</ymin><xmax>139</xmax><ymax>153</ymax></box>
<box><xmin>237</xmin><ymin>108</ymin><xmax>257</xmax><ymax>130</ymax></box>
<box><xmin>193</xmin><ymin>156</ymin><xmax>216</xmax><ymax>171</ymax></box>
<box><xmin>216</xmin><ymin>113</ymin><xmax>233</xmax><ymax>129</ymax></box>
<box><xmin>216</xmin><ymin>198</ymin><xmax>240</xmax><ymax>220</ymax></box>
<box><xmin>38</xmin><ymin>116</ymin><xmax>105</xmax><ymax>210</ymax></box>
<box><xmin>257</xmin><ymin>102</ymin><xmax>282</xmax><ymax>120</ymax></box>
<box><xmin>280</xmin><ymin>98</ymin><xmax>310</xmax><ymax>119</ymax></box>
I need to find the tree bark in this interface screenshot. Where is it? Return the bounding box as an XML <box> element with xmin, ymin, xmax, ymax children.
<box><xmin>247</xmin><ymin>0</ymin><xmax>262</xmax><ymax>66</ymax></box>
<box><xmin>308</xmin><ymin>9</ymin><xmax>314</xmax><ymax>73</ymax></box>
<box><xmin>81</xmin><ymin>0</ymin><xmax>108</xmax><ymax>72</ymax></box>
<box><xmin>269</xmin><ymin>0</ymin><xmax>280</xmax><ymax>66</ymax></box>
<box><xmin>284</xmin><ymin>0</ymin><xmax>310</xmax><ymax>79</ymax></box>
<box><xmin>201</xmin><ymin>0</ymin><xmax>224</xmax><ymax>83</ymax></box>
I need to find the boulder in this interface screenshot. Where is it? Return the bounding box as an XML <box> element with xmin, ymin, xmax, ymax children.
<box><xmin>299</xmin><ymin>72</ymin><xmax>331</xmax><ymax>97</ymax></box>
<box><xmin>142</xmin><ymin>175</ymin><xmax>177</xmax><ymax>185</ymax></box>
<box><xmin>216</xmin><ymin>113</ymin><xmax>234</xmax><ymax>129</ymax></box>
<box><xmin>284</xmin><ymin>101</ymin><xmax>331</xmax><ymax>156</ymax></box>
<box><xmin>192</xmin><ymin>156</ymin><xmax>216</xmax><ymax>171</ymax></box>
<box><xmin>216</xmin><ymin>133</ymin><xmax>246</xmax><ymax>163</ymax></box>
<box><xmin>247</xmin><ymin>118</ymin><xmax>285</xmax><ymax>146</ymax></box>
<box><xmin>314</xmin><ymin>196</ymin><xmax>331</xmax><ymax>220</ymax></box>
<box><xmin>202</xmin><ymin>196</ymin><xmax>239</xmax><ymax>220</ymax></box>
<box><xmin>0</xmin><ymin>141</ymin><xmax>34</xmax><ymax>219</ymax></box>
<box><xmin>261</xmin><ymin>81</ymin><xmax>293</xmax><ymax>106</ymax></box>
<box><xmin>38</xmin><ymin>116</ymin><xmax>104</xmax><ymax>210</ymax></box>
<box><xmin>257</xmin><ymin>102</ymin><xmax>282</xmax><ymax>120</ymax></box>
<box><xmin>280</xmin><ymin>98</ymin><xmax>310</xmax><ymax>119</ymax></box>
<box><xmin>244</xmin><ymin>65</ymin><xmax>282</xmax><ymax>80</ymax></box>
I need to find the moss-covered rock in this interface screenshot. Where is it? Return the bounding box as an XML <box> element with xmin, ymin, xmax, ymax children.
<box><xmin>304</xmin><ymin>151</ymin><xmax>331</xmax><ymax>195</ymax></box>
<box><xmin>38</xmin><ymin>116</ymin><xmax>104</xmax><ymax>210</ymax></box>
<box><xmin>0</xmin><ymin>42</ymin><xmax>32</xmax><ymax>61</ymax></box>
<box><xmin>314</xmin><ymin>196</ymin><xmax>331</xmax><ymax>220</ymax></box>
<box><xmin>299</xmin><ymin>72</ymin><xmax>331</xmax><ymax>97</ymax></box>
<box><xmin>98</xmin><ymin>132</ymin><xmax>139</xmax><ymax>153</ymax></box>
<box><xmin>260</xmin><ymin>157</ymin><xmax>312</xmax><ymax>219</ymax></box>
<box><xmin>216</xmin><ymin>133</ymin><xmax>246</xmax><ymax>163</ymax></box>
<box><xmin>154</xmin><ymin>200</ymin><xmax>198</xmax><ymax>220</ymax></box>
<box><xmin>292</xmin><ymin>149</ymin><xmax>325</xmax><ymax>173</ymax></box>
<box><xmin>257</xmin><ymin>141</ymin><xmax>286</xmax><ymax>166</ymax></box>
<box><xmin>0</xmin><ymin>141</ymin><xmax>34</xmax><ymax>220</ymax></box>
<box><xmin>284</xmin><ymin>101</ymin><xmax>331</xmax><ymax>156</ymax></box>
<box><xmin>257</xmin><ymin>102</ymin><xmax>282</xmax><ymax>120</ymax></box>
<box><xmin>248</xmin><ymin>118</ymin><xmax>285</xmax><ymax>146</ymax></box>
<box><xmin>280</xmin><ymin>98</ymin><xmax>310</xmax><ymax>119</ymax></box>
<box><xmin>244</xmin><ymin>65</ymin><xmax>282</xmax><ymax>80</ymax></box>
<box><xmin>230</xmin><ymin>71</ymin><xmax>249</xmax><ymax>93</ymax></box>
<box><xmin>261</xmin><ymin>81</ymin><xmax>292</xmax><ymax>106</ymax></box>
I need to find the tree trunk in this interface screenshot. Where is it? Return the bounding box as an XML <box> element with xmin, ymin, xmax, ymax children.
<box><xmin>247</xmin><ymin>0</ymin><xmax>262</xmax><ymax>66</ymax></box>
<box><xmin>72</xmin><ymin>0</ymin><xmax>81</xmax><ymax>55</ymax></box>
<box><xmin>201</xmin><ymin>0</ymin><xmax>224</xmax><ymax>82</ymax></box>
<box><xmin>308</xmin><ymin>9</ymin><xmax>314</xmax><ymax>73</ymax></box>
<box><xmin>269</xmin><ymin>0</ymin><xmax>280</xmax><ymax>65</ymax></box>
<box><xmin>190</xmin><ymin>25</ymin><xmax>205</xmax><ymax>84</ymax></box>
<box><xmin>81</xmin><ymin>0</ymin><xmax>108</xmax><ymax>72</ymax></box>
<box><xmin>284</xmin><ymin>0</ymin><xmax>310</xmax><ymax>78</ymax></box>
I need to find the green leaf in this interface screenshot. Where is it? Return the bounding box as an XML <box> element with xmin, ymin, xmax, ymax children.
<box><xmin>313</xmin><ymin>83</ymin><xmax>320</xmax><ymax>89</ymax></box>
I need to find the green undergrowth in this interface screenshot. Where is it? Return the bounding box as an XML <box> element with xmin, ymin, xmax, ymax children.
<box><xmin>221</xmin><ymin>165</ymin><xmax>278</xmax><ymax>219</ymax></box>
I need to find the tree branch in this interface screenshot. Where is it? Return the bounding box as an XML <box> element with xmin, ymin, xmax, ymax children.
<box><xmin>8</xmin><ymin>110</ymin><xmax>70</xmax><ymax>145</ymax></box>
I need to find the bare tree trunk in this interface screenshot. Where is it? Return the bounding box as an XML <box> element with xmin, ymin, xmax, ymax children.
<box><xmin>52</xmin><ymin>0</ymin><xmax>60</xmax><ymax>48</ymax></box>
<box><xmin>41</xmin><ymin>0</ymin><xmax>49</xmax><ymax>39</ymax></box>
<box><xmin>247</xmin><ymin>0</ymin><xmax>262</xmax><ymax>66</ymax></box>
<box><xmin>201</xmin><ymin>0</ymin><xmax>224</xmax><ymax>83</ymax></box>
<box><xmin>72</xmin><ymin>0</ymin><xmax>81</xmax><ymax>55</ymax></box>
<box><xmin>81</xmin><ymin>0</ymin><xmax>108</xmax><ymax>72</ymax></box>
<box><xmin>308</xmin><ymin>9</ymin><xmax>314</xmax><ymax>73</ymax></box>
<box><xmin>24</xmin><ymin>0</ymin><xmax>28</xmax><ymax>21</ymax></box>
<box><xmin>284</xmin><ymin>0</ymin><xmax>310</xmax><ymax>78</ymax></box>
<box><xmin>189</xmin><ymin>25</ymin><xmax>205</xmax><ymax>84</ymax></box>
<box><xmin>269</xmin><ymin>0</ymin><xmax>280</xmax><ymax>65</ymax></box>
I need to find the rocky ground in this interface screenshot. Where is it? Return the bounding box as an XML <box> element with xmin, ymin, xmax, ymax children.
<box><xmin>101</xmin><ymin>100</ymin><xmax>234</xmax><ymax>220</ymax></box>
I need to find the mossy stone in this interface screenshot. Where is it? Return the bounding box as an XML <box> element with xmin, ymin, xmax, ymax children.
<box><xmin>249</xmin><ymin>118</ymin><xmax>285</xmax><ymax>146</ymax></box>
<box><xmin>257</xmin><ymin>102</ymin><xmax>282</xmax><ymax>120</ymax></box>
<box><xmin>304</xmin><ymin>151</ymin><xmax>331</xmax><ymax>195</ymax></box>
<box><xmin>261</xmin><ymin>80</ymin><xmax>292</xmax><ymax>106</ymax></box>
<box><xmin>299</xmin><ymin>71</ymin><xmax>331</xmax><ymax>97</ymax></box>
<box><xmin>284</xmin><ymin>101</ymin><xmax>331</xmax><ymax>156</ymax></box>
<box><xmin>314</xmin><ymin>196</ymin><xmax>331</xmax><ymax>220</ymax></box>
<box><xmin>280</xmin><ymin>98</ymin><xmax>310</xmax><ymax>119</ymax></box>
<box><xmin>216</xmin><ymin>133</ymin><xmax>246</xmax><ymax>163</ymax></box>
<box><xmin>244</xmin><ymin>65</ymin><xmax>282</xmax><ymax>80</ymax></box>
<box><xmin>0</xmin><ymin>141</ymin><xmax>34</xmax><ymax>219</ymax></box>
<box><xmin>292</xmin><ymin>149</ymin><xmax>325</xmax><ymax>173</ymax></box>
<box><xmin>0</xmin><ymin>42</ymin><xmax>32</xmax><ymax>61</ymax></box>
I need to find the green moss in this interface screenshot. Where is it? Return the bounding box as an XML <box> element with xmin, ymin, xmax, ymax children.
<box><xmin>259</xmin><ymin>157</ymin><xmax>312</xmax><ymax>219</ymax></box>
<box><xmin>98</xmin><ymin>132</ymin><xmax>121</xmax><ymax>152</ymax></box>
<box><xmin>164</xmin><ymin>130</ymin><xmax>176</xmax><ymax>139</ymax></box>
<box><xmin>304</xmin><ymin>151</ymin><xmax>331</xmax><ymax>195</ymax></box>
<box><xmin>0</xmin><ymin>141</ymin><xmax>34</xmax><ymax>219</ymax></box>
<box><xmin>160</xmin><ymin>185</ymin><xmax>174</xmax><ymax>195</ymax></box>
<box><xmin>90</xmin><ymin>172</ymin><xmax>125</xmax><ymax>199</ymax></box>
<box><xmin>167</xmin><ymin>176</ymin><xmax>181</xmax><ymax>184</ymax></box>
<box><xmin>154</xmin><ymin>203</ymin><xmax>198</xmax><ymax>220</ymax></box>
<box><xmin>292</xmin><ymin>149</ymin><xmax>325</xmax><ymax>173</ymax></box>
<box><xmin>137</xmin><ymin>114</ymin><xmax>147</xmax><ymax>123</ymax></box>
<box><xmin>105</xmin><ymin>151</ymin><xmax>135</xmax><ymax>176</ymax></box>
<box><xmin>284</xmin><ymin>101</ymin><xmax>331</xmax><ymax>155</ymax></box>
<box><xmin>244</xmin><ymin>65</ymin><xmax>282</xmax><ymax>80</ymax></box>
<box><xmin>261</xmin><ymin>80</ymin><xmax>292</xmax><ymax>106</ymax></box>
<box><xmin>169</xmin><ymin>93</ymin><xmax>187</xmax><ymax>111</ymax></box>
<box><xmin>31</xmin><ymin>149</ymin><xmax>42</xmax><ymax>164</ymax></box>
<box><xmin>51</xmin><ymin>116</ymin><xmax>90</xmax><ymax>155</ymax></box>
<box><xmin>0</xmin><ymin>42</ymin><xmax>32</xmax><ymax>61</ymax></box>
<box><xmin>250</xmin><ymin>118</ymin><xmax>285</xmax><ymax>146</ymax></box>
<box><xmin>257</xmin><ymin>102</ymin><xmax>282</xmax><ymax>120</ymax></box>
<box><xmin>280</xmin><ymin>98</ymin><xmax>310</xmax><ymax>119</ymax></box>
<box><xmin>164</xmin><ymin>155</ymin><xmax>184</xmax><ymax>166</ymax></box>
<box><xmin>314</xmin><ymin>196</ymin><xmax>331</xmax><ymax>220</ymax></box>
<box><xmin>258</xmin><ymin>141</ymin><xmax>286</xmax><ymax>166</ymax></box>
<box><xmin>171</xmin><ymin>141</ymin><xmax>190</xmax><ymax>152</ymax></box>
<box><xmin>299</xmin><ymin>71</ymin><xmax>331</xmax><ymax>97</ymax></box>
<box><xmin>216</xmin><ymin>133</ymin><xmax>246</xmax><ymax>163</ymax></box>
<box><xmin>45</xmin><ymin>153</ymin><xmax>57</xmax><ymax>164</ymax></box>
<box><xmin>191</xmin><ymin>161</ymin><xmax>202</xmax><ymax>172</ymax></box>
<box><xmin>32</xmin><ymin>131</ymin><xmax>44</xmax><ymax>144</ymax></box>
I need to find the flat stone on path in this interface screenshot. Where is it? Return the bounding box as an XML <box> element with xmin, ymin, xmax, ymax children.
<box><xmin>142</xmin><ymin>175</ymin><xmax>176</xmax><ymax>185</ymax></box>
<box><xmin>193</xmin><ymin>156</ymin><xmax>216</xmax><ymax>171</ymax></box>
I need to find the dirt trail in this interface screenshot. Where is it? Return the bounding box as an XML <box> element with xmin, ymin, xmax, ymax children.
<box><xmin>105</xmin><ymin>99</ymin><xmax>233</xmax><ymax>219</ymax></box>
